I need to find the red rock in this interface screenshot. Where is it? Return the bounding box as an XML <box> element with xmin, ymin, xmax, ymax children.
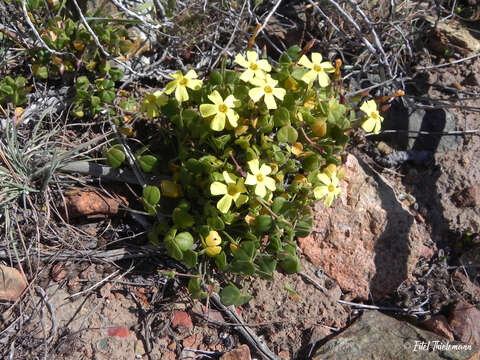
<box><xmin>105</xmin><ymin>325</ymin><xmax>130</xmax><ymax>338</ymax></box>
<box><xmin>220</xmin><ymin>344</ymin><xmax>251</xmax><ymax>360</ymax></box>
<box><xmin>172</xmin><ymin>310</ymin><xmax>193</xmax><ymax>329</ymax></box>
<box><xmin>298</xmin><ymin>155</ymin><xmax>430</xmax><ymax>300</ymax></box>
<box><xmin>182</xmin><ymin>334</ymin><xmax>199</xmax><ymax>348</ymax></box>
<box><xmin>0</xmin><ymin>265</ymin><xmax>27</xmax><ymax>301</ymax></box>
<box><xmin>421</xmin><ymin>315</ymin><xmax>454</xmax><ymax>340</ymax></box>
<box><xmin>64</xmin><ymin>188</ymin><xmax>128</xmax><ymax>218</ymax></box>
<box><xmin>163</xmin><ymin>350</ymin><xmax>176</xmax><ymax>360</ymax></box>
<box><xmin>278</xmin><ymin>350</ymin><xmax>290</xmax><ymax>359</ymax></box>
<box><xmin>51</xmin><ymin>262</ymin><xmax>69</xmax><ymax>281</ymax></box>
<box><xmin>449</xmin><ymin>301</ymin><xmax>480</xmax><ymax>345</ymax></box>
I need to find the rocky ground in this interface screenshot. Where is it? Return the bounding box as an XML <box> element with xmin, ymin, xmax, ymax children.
<box><xmin>1</xmin><ymin>0</ymin><xmax>480</xmax><ymax>359</ymax></box>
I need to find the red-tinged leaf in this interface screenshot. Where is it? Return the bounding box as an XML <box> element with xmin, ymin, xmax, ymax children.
<box><xmin>106</xmin><ymin>326</ymin><xmax>130</xmax><ymax>338</ymax></box>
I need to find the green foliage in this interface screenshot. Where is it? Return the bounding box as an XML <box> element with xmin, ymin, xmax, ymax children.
<box><xmin>0</xmin><ymin>76</ymin><xmax>28</xmax><ymax>106</ymax></box>
<box><xmin>94</xmin><ymin>44</ymin><xmax>386</xmax><ymax>304</ymax></box>
<box><xmin>24</xmin><ymin>1</ymin><xmax>132</xmax><ymax>79</ymax></box>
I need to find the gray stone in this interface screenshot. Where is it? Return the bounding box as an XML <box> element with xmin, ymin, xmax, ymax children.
<box><xmin>312</xmin><ymin>311</ymin><xmax>478</xmax><ymax>360</ymax></box>
<box><xmin>374</xmin><ymin>100</ymin><xmax>460</xmax><ymax>152</ymax></box>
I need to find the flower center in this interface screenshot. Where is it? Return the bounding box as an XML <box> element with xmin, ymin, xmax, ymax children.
<box><xmin>256</xmin><ymin>174</ymin><xmax>264</xmax><ymax>182</ymax></box>
<box><xmin>227</xmin><ymin>184</ymin><xmax>237</xmax><ymax>196</ymax></box>
<box><xmin>328</xmin><ymin>184</ymin><xmax>335</xmax><ymax>193</ymax></box>
<box><xmin>371</xmin><ymin>111</ymin><xmax>379</xmax><ymax>120</ymax></box>
<box><xmin>218</xmin><ymin>104</ymin><xmax>228</xmax><ymax>113</ymax></box>
<box><xmin>249</xmin><ymin>63</ymin><xmax>258</xmax><ymax>71</ymax></box>
<box><xmin>264</xmin><ymin>85</ymin><xmax>273</xmax><ymax>94</ymax></box>
<box><xmin>179</xmin><ymin>78</ymin><xmax>188</xmax><ymax>86</ymax></box>
<box><xmin>313</xmin><ymin>64</ymin><xmax>323</xmax><ymax>72</ymax></box>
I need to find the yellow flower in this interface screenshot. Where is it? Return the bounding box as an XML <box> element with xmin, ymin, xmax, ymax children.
<box><xmin>234</xmin><ymin>51</ymin><xmax>271</xmax><ymax>82</ymax></box>
<box><xmin>245</xmin><ymin>159</ymin><xmax>276</xmax><ymax>197</ymax></box>
<box><xmin>298</xmin><ymin>52</ymin><xmax>334</xmax><ymax>87</ymax></box>
<box><xmin>164</xmin><ymin>70</ymin><xmax>202</xmax><ymax>103</ymax></box>
<box><xmin>314</xmin><ymin>173</ymin><xmax>341</xmax><ymax>207</ymax></box>
<box><xmin>360</xmin><ymin>100</ymin><xmax>383</xmax><ymax>134</ymax></box>
<box><xmin>210</xmin><ymin>172</ymin><xmax>248</xmax><ymax>213</ymax></box>
<box><xmin>248</xmin><ymin>75</ymin><xmax>286</xmax><ymax>110</ymax></box>
<box><xmin>203</xmin><ymin>230</ymin><xmax>222</xmax><ymax>257</ymax></box>
<box><xmin>141</xmin><ymin>90</ymin><xmax>168</xmax><ymax>118</ymax></box>
<box><xmin>200</xmin><ymin>91</ymin><xmax>239</xmax><ymax>131</ymax></box>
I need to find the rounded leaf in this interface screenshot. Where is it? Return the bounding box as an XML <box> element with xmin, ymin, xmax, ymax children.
<box><xmin>143</xmin><ymin>185</ymin><xmax>161</xmax><ymax>206</ymax></box>
<box><xmin>175</xmin><ymin>232</ymin><xmax>194</xmax><ymax>251</ymax></box>
<box><xmin>277</xmin><ymin>125</ymin><xmax>298</xmax><ymax>144</ymax></box>
<box><xmin>105</xmin><ymin>147</ymin><xmax>125</xmax><ymax>168</ymax></box>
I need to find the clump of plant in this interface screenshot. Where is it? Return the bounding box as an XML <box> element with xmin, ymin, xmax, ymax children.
<box><xmin>22</xmin><ymin>0</ymin><xmax>133</xmax><ymax>79</ymax></box>
<box><xmin>106</xmin><ymin>42</ymin><xmax>392</xmax><ymax>305</ymax></box>
<box><xmin>0</xmin><ymin>76</ymin><xmax>29</xmax><ymax>106</ymax></box>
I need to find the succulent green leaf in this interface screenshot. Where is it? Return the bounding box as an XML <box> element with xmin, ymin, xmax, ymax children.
<box><xmin>183</xmin><ymin>249</ymin><xmax>198</xmax><ymax>268</ymax></box>
<box><xmin>175</xmin><ymin>232</ymin><xmax>194</xmax><ymax>251</ymax></box>
<box><xmin>173</xmin><ymin>207</ymin><xmax>195</xmax><ymax>229</ymax></box>
<box><xmin>273</xmin><ymin>107</ymin><xmax>290</xmax><ymax>127</ymax></box>
<box><xmin>277</xmin><ymin>125</ymin><xmax>298</xmax><ymax>144</ymax></box>
<box><xmin>165</xmin><ymin>239</ymin><xmax>183</xmax><ymax>261</ymax></box>
<box><xmin>255</xmin><ymin>215</ymin><xmax>273</xmax><ymax>233</ymax></box>
<box><xmin>138</xmin><ymin>155</ymin><xmax>158</xmax><ymax>173</ymax></box>
<box><xmin>143</xmin><ymin>185</ymin><xmax>161</xmax><ymax>206</ymax></box>
<box><xmin>105</xmin><ymin>147</ymin><xmax>125</xmax><ymax>168</ymax></box>
<box><xmin>220</xmin><ymin>284</ymin><xmax>251</xmax><ymax>306</ymax></box>
<box><xmin>279</xmin><ymin>255</ymin><xmax>302</xmax><ymax>274</ymax></box>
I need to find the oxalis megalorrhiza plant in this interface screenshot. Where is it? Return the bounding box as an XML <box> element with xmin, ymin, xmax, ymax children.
<box><xmin>107</xmin><ymin>41</ymin><xmax>403</xmax><ymax>305</ymax></box>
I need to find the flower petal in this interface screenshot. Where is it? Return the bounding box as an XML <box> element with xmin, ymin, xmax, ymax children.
<box><xmin>245</xmin><ymin>173</ymin><xmax>257</xmax><ymax>185</ymax></box>
<box><xmin>324</xmin><ymin>193</ymin><xmax>335</xmax><ymax>207</ymax></box>
<box><xmin>211</xmin><ymin>113</ymin><xmax>226</xmax><ymax>131</ymax></box>
<box><xmin>208</xmin><ymin>90</ymin><xmax>223</xmax><ymax>105</ymax></box>
<box><xmin>200</xmin><ymin>104</ymin><xmax>217</xmax><ymax>118</ymax></box>
<box><xmin>187</xmin><ymin>79</ymin><xmax>202</xmax><ymax>90</ymax></box>
<box><xmin>170</xmin><ymin>71</ymin><xmax>183</xmax><ymax>80</ymax></box>
<box><xmin>175</xmin><ymin>85</ymin><xmax>189</xmax><ymax>102</ymax></box>
<box><xmin>224</xmin><ymin>95</ymin><xmax>237</xmax><ymax>108</ymax></box>
<box><xmin>317</xmin><ymin>173</ymin><xmax>331</xmax><ymax>185</ymax></box>
<box><xmin>226</xmin><ymin>109</ymin><xmax>239</xmax><ymax>127</ymax></box>
<box><xmin>210</xmin><ymin>181</ymin><xmax>227</xmax><ymax>195</ymax></box>
<box><xmin>240</xmin><ymin>69</ymin><xmax>255</xmax><ymax>82</ymax></box>
<box><xmin>263</xmin><ymin>176</ymin><xmax>276</xmax><ymax>191</ymax></box>
<box><xmin>311</xmin><ymin>52</ymin><xmax>323</xmax><ymax>65</ymax></box>
<box><xmin>246</xmin><ymin>51</ymin><xmax>258</xmax><ymax>63</ymax></box>
<box><xmin>314</xmin><ymin>185</ymin><xmax>328</xmax><ymax>200</ymax></box>
<box><xmin>272</xmin><ymin>87</ymin><xmax>286</xmax><ymax>101</ymax></box>
<box><xmin>317</xmin><ymin>71</ymin><xmax>331</xmax><ymax>87</ymax></box>
<box><xmin>249</xmin><ymin>87</ymin><xmax>264</xmax><ymax>102</ymax></box>
<box><xmin>255</xmin><ymin>183</ymin><xmax>267</xmax><ymax>197</ymax></box>
<box><xmin>257</xmin><ymin>59</ymin><xmax>271</xmax><ymax>72</ymax></box>
<box><xmin>223</xmin><ymin>171</ymin><xmax>236</xmax><ymax>184</ymax></box>
<box><xmin>264</xmin><ymin>93</ymin><xmax>277</xmax><ymax>109</ymax></box>
<box><xmin>234</xmin><ymin>53</ymin><xmax>249</xmax><ymax>68</ymax></box>
<box><xmin>331</xmin><ymin>175</ymin><xmax>339</xmax><ymax>187</ymax></box>
<box><xmin>298</xmin><ymin>55</ymin><xmax>313</xmax><ymax>69</ymax></box>
<box><xmin>164</xmin><ymin>79</ymin><xmax>177</xmax><ymax>94</ymax></box>
<box><xmin>249</xmin><ymin>77</ymin><xmax>265</xmax><ymax>87</ymax></box>
<box><xmin>185</xmin><ymin>69</ymin><xmax>198</xmax><ymax>79</ymax></box>
<box><xmin>205</xmin><ymin>246</ymin><xmax>222</xmax><ymax>257</ymax></box>
<box><xmin>259</xmin><ymin>164</ymin><xmax>272</xmax><ymax>176</ymax></box>
<box><xmin>217</xmin><ymin>194</ymin><xmax>233</xmax><ymax>213</ymax></box>
<box><xmin>321</xmin><ymin>61</ymin><xmax>335</xmax><ymax>73</ymax></box>
<box><xmin>248</xmin><ymin>159</ymin><xmax>260</xmax><ymax>174</ymax></box>
<box><xmin>361</xmin><ymin>117</ymin><xmax>376</xmax><ymax>133</ymax></box>
<box><xmin>301</xmin><ymin>70</ymin><xmax>317</xmax><ymax>84</ymax></box>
